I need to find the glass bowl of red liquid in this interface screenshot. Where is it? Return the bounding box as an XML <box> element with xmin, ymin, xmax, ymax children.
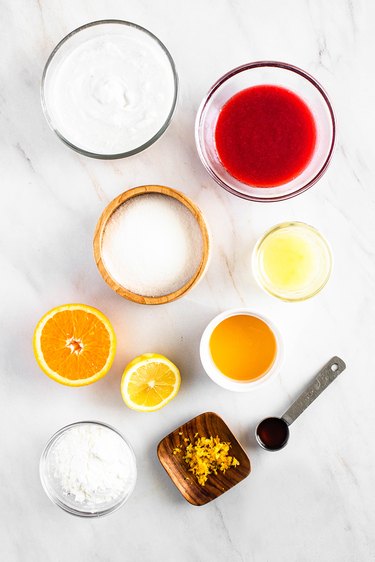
<box><xmin>195</xmin><ymin>61</ymin><xmax>336</xmax><ymax>202</ymax></box>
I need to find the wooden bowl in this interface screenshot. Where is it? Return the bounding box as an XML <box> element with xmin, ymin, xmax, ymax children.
<box><xmin>93</xmin><ymin>185</ymin><xmax>210</xmax><ymax>305</ymax></box>
<box><xmin>157</xmin><ymin>412</ymin><xmax>251</xmax><ymax>506</ymax></box>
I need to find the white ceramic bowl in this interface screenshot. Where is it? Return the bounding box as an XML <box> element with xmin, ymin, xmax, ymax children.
<box><xmin>200</xmin><ymin>309</ymin><xmax>283</xmax><ymax>392</ymax></box>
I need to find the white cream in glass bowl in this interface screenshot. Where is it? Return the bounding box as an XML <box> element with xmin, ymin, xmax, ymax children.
<box><xmin>41</xmin><ymin>20</ymin><xmax>178</xmax><ymax>158</ymax></box>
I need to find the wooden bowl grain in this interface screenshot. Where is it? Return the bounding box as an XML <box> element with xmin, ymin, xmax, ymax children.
<box><xmin>93</xmin><ymin>185</ymin><xmax>210</xmax><ymax>305</ymax></box>
<box><xmin>157</xmin><ymin>412</ymin><xmax>251</xmax><ymax>506</ymax></box>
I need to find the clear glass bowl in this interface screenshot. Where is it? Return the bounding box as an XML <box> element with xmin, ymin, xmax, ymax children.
<box><xmin>41</xmin><ymin>20</ymin><xmax>178</xmax><ymax>159</ymax></box>
<box><xmin>252</xmin><ymin>222</ymin><xmax>332</xmax><ymax>301</ymax></box>
<box><xmin>195</xmin><ymin>61</ymin><xmax>336</xmax><ymax>202</ymax></box>
<box><xmin>40</xmin><ymin>421</ymin><xmax>137</xmax><ymax>517</ymax></box>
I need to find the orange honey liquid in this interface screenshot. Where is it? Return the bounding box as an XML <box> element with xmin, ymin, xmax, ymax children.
<box><xmin>209</xmin><ymin>314</ymin><xmax>277</xmax><ymax>381</ymax></box>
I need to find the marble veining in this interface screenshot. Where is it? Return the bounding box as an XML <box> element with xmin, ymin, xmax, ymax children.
<box><xmin>1</xmin><ymin>0</ymin><xmax>375</xmax><ymax>561</ymax></box>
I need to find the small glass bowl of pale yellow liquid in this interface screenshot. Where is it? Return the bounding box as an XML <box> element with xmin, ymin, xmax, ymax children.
<box><xmin>252</xmin><ymin>221</ymin><xmax>332</xmax><ymax>302</ymax></box>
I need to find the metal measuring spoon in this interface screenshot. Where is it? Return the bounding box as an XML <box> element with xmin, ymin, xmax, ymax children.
<box><xmin>255</xmin><ymin>356</ymin><xmax>346</xmax><ymax>451</ymax></box>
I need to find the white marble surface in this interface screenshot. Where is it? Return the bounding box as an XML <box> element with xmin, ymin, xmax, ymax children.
<box><xmin>1</xmin><ymin>0</ymin><xmax>374</xmax><ymax>560</ymax></box>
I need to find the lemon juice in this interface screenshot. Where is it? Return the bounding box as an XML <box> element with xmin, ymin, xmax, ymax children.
<box><xmin>253</xmin><ymin>222</ymin><xmax>332</xmax><ymax>301</ymax></box>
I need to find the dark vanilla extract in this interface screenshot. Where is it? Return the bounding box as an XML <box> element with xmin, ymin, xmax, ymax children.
<box><xmin>256</xmin><ymin>417</ymin><xmax>289</xmax><ymax>451</ymax></box>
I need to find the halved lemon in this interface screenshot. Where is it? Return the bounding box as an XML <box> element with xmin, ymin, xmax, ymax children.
<box><xmin>121</xmin><ymin>354</ymin><xmax>181</xmax><ymax>412</ymax></box>
<box><xmin>33</xmin><ymin>304</ymin><xmax>116</xmax><ymax>387</ymax></box>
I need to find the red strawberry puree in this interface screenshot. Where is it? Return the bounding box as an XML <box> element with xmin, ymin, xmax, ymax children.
<box><xmin>214</xmin><ymin>85</ymin><xmax>317</xmax><ymax>187</ymax></box>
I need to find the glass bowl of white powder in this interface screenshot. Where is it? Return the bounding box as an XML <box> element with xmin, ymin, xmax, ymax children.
<box><xmin>40</xmin><ymin>421</ymin><xmax>137</xmax><ymax>517</ymax></box>
<box><xmin>41</xmin><ymin>20</ymin><xmax>178</xmax><ymax>158</ymax></box>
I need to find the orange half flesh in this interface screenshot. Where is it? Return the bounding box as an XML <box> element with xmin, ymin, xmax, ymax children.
<box><xmin>33</xmin><ymin>304</ymin><xmax>116</xmax><ymax>386</ymax></box>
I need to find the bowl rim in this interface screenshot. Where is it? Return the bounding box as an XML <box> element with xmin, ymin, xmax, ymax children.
<box><xmin>41</xmin><ymin>19</ymin><xmax>179</xmax><ymax>160</ymax></box>
<box><xmin>39</xmin><ymin>420</ymin><xmax>137</xmax><ymax>517</ymax></box>
<box><xmin>195</xmin><ymin>60</ymin><xmax>336</xmax><ymax>202</ymax></box>
<box><xmin>199</xmin><ymin>308</ymin><xmax>284</xmax><ymax>392</ymax></box>
<box><xmin>93</xmin><ymin>185</ymin><xmax>211</xmax><ymax>305</ymax></box>
<box><xmin>252</xmin><ymin>221</ymin><xmax>333</xmax><ymax>301</ymax></box>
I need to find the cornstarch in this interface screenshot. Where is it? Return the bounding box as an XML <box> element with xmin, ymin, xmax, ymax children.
<box><xmin>50</xmin><ymin>423</ymin><xmax>136</xmax><ymax>506</ymax></box>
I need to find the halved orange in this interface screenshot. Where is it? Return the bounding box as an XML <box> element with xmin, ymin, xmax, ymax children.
<box><xmin>33</xmin><ymin>304</ymin><xmax>116</xmax><ymax>386</ymax></box>
<box><xmin>121</xmin><ymin>353</ymin><xmax>181</xmax><ymax>412</ymax></box>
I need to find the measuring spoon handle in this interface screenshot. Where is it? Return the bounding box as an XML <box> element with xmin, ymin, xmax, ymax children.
<box><xmin>282</xmin><ymin>356</ymin><xmax>346</xmax><ymax>426</ymax></box>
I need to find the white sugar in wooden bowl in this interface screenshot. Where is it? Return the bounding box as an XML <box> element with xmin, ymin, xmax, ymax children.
<box><xmin>93</xmin><ymin>186</ymin><xmax>210</xmax><ymax>305</ymax></box>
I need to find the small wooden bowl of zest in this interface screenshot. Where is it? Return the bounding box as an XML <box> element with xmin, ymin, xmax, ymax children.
<box><xmin>157</xmin><ymin>412</ymin><xmax>251</xmax><ymax>506</ymax></box>
<box><xmin>93</xmin><ymin>186</ymin><xmax>210</xmax><ymax>304</ymax></box>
